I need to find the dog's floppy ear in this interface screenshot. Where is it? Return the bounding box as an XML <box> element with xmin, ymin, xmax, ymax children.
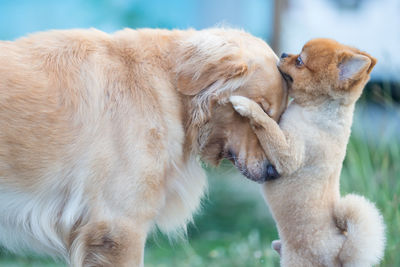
<box><xmin>338</xmin><ymin>51</ymin><xmax>376</xmax><ymax>82</ymax></box>
<box><xmin>175</xmin><ymin>32</ymin><xmax>249</xmax><ymax>96</ymax></box>
<box><xmin>177</xmin><ymin>58</ymin><xmax>248</xmax><ymax>96</ymax></box>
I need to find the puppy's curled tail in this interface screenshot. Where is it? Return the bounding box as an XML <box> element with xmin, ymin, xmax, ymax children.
<box><xmin>334</xmin><ymin>194</ymin><xmax>385</xmax><ymax>267</ymax></box>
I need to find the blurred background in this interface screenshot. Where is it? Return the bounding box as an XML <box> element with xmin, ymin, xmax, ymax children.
<box><xmin>0</xmin><ymin>0</ymin><xmax>398</xmax><ymax>266</ymax></box>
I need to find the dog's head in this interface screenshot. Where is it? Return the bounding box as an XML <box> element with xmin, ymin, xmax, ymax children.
<box><xmin>277</xmin><ymin>38</ymin><xmax>376</xmax><ymax>105</ymax></box>
<box><xmin>175</xmin><ymin>29</ymin><xmax>288</xmax><ymax>183</ymax></box>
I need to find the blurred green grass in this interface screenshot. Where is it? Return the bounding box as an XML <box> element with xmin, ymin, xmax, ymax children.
<box><xmin>0</xmin><ymin>100</ymin><xmax>399</xmax><ymax>267</ymax></box>
<box><xmin>341</xmin><ymin>102</ymin><xmax>400</xmax><ymax>266</ymax></box>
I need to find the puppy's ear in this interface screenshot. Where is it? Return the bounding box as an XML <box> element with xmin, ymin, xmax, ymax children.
<box><xmin>338</xmin><ymin>52</ymin><xmax>376</xmax><ymax>82</ymax></box>
<box><xmin>359</xmin><ymin>52</ymin><xmax>377</xmax><ymax>74</ymax></box>
<box><xmin>175</xmin><ymin>32</ymin><xmax>249</xmax><ymax>96</ymax></box>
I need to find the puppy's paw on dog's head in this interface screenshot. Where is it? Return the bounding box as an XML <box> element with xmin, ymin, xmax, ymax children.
<box><xmin>229</xmin><ymin>96</ymin><xmax>264</xmax><ymax>119</ymax></box>
<box><xmin>229</xmin><ymin>96</ymin><xmax>253</xmax><ymax>117</ymax></box>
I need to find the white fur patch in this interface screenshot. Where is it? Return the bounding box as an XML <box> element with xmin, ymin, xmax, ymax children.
<box><xmin>155</xmin><ymin>156</ymin><xmax>207</xmax><ymax>236</ymax></box>
<box><xmin>335</xmin><ymin>194</ymin><xmax>386</xmax><ymax>266</ymax></box>
<box><xmin>0</xmin><ymin>170</ymin><xmax>88</xmax><ymax>260</ymax></box>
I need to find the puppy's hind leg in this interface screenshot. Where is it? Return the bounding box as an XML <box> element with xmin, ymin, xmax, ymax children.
<box><xmin>70</xmin><ymin>219</ymin><xmax>147</xmax><ymax>267</ymax></box>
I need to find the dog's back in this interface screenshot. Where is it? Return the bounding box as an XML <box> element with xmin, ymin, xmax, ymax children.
<box><xmin>0</xmin><ymin>27</ymin><xmax>289</xmax><ymax>265</ymax></box>
<box><xmin>0</xmin><ymin>29</ymin><xmax>188</xmax><ymax>260</ymax></box>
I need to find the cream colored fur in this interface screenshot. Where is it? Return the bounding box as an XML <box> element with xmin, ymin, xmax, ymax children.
<box><xmin>0</xmin><ymin>28</ymin><xmax>287</xmax><ymax>266</ymax></box>
<box><xmin>230</xmin><ymin>39</ymin><xmax>385</xmax><ymax>267</ymax></box>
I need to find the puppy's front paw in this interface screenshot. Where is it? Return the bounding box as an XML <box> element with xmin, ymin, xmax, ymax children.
<box><xmin>229</xmin><ymin>96</ymin><xmax>256</xmax><ymax>117</ymax></box>
<box><xmin>271</xmin><ymin>240</ymin><xmax>282</xmax><ymax>256</ymax></box>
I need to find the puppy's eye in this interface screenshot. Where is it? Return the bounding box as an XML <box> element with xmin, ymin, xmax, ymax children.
<box><xmin>295</xmin><ymin>56</ymin><xmax>304</xmax><ymax>67</ymax></box>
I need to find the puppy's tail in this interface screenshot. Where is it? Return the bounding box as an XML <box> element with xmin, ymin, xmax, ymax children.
<box><xmin>334</xmin><ymin>194</ymin><xmax>386</xmax><ymax>266</ymax></box>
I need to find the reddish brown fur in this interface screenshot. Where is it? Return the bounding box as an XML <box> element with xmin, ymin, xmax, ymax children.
<box><xmin>279</xmin><ymin>38</ymin><xmax>376</xmax><ymax>105</ymax></box>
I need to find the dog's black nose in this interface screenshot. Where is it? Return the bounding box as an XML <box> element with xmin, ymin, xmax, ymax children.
<box><xmin>265</xmin><ymin>164</ymin><xmax>280</xmax><ymax>181</ymax></box>
<box><xmin>280</xmin><ymin>53</ymin><xmax>289</xmax><ymax>59</ymax></box>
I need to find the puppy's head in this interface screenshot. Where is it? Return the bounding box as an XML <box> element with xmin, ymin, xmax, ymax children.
<box><xmin>278</xmin><ymin>38</ymin><xmax>376</xmax><ymax>105</ymax></box>
<box><xmin>175</xmin><ymin>29</ymin><xmax>288</xmax><ymax>182</ymax></box>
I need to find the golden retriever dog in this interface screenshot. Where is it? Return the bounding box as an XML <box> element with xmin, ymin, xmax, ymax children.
<box><xmin>0</xmin><ymin>28</ymin><xmax>287</xmax><ymax>266</ymax></box>
<box><xmin>230</xmin><ymin>39</ymin><xmax>385</xmax><ymax>266</ymax></box>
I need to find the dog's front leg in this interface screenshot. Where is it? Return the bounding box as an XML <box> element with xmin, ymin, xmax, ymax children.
<box><xmin>230</xmin><ymin>96</ymin><xmax>303</xmax><ymax>176</ymax></box>
<box><xmin>70</xmin><ymin>219</ymin><xmax>147</xmax><ymax>267</ymax></box>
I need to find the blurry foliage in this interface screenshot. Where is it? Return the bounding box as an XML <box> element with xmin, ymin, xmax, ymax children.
<box><xmin>341</xmin><ymin>92</ymin><xmax>400</xmax><ymax>267</ymax></box>
<box><xmin>329</xmin><ymin>0</ymin><xmax>368</xmax><ymax>10</ymax></box>
<box><xmin>83</xmin><ymin>0</ymin><xmax>192</xmax><ymax>31</ymax></box>
<box><xmin>144</xmin><ymin>162</ymin><xmax>280</xmax><ymax>267</ymax></box>
<box><xmin>364</xmin><ymin>81</ymin><xmax>400</xmax><ymax>104</ymax></box>
<box><xmin>86</xmin><ymin>0</ymin><xmax>150</xmax><ymax>29</ymax></box>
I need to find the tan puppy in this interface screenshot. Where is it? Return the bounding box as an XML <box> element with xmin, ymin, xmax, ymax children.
<box><xmin>0</xmin><ymin>28</ymin><xmax>288</xmax><ymax>266</ymax></box>
<box><xmin>230</xmin><ymin>39</ymin><xmax>385</xmax><ymax>266</ymax></box>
